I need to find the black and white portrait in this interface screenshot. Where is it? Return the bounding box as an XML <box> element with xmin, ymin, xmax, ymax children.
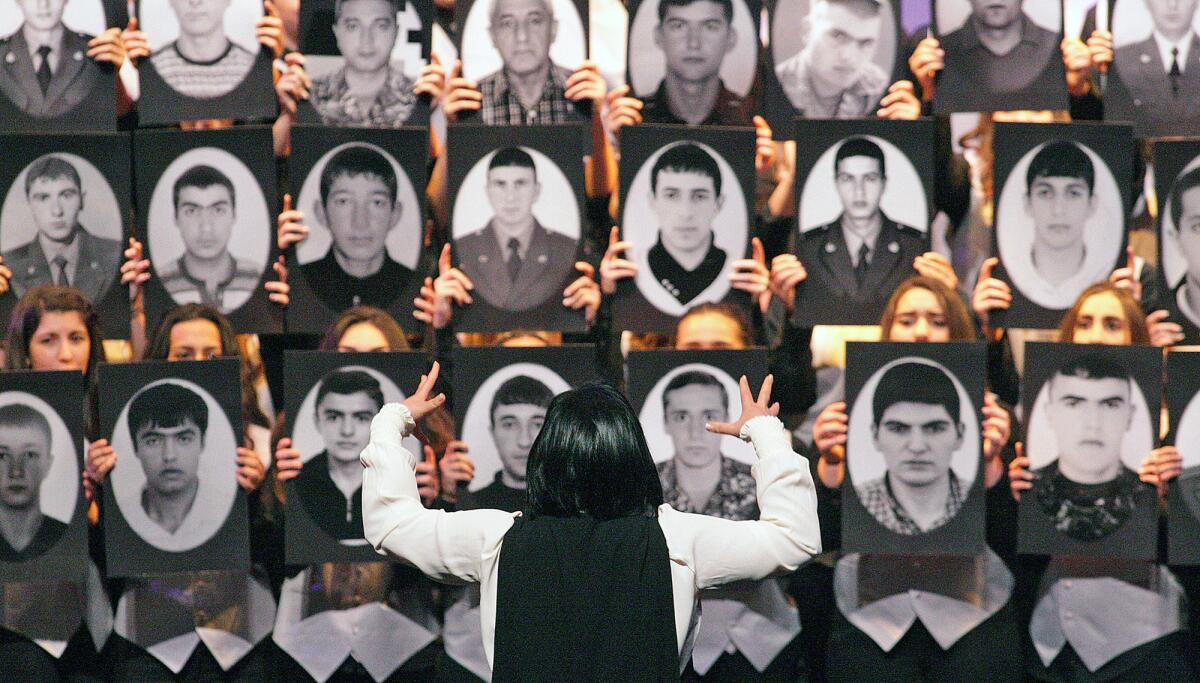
<box><xmin>1106</xmin><ymin>0</ymin><xmax>1200</xmax><ymax>138</ymax></box>
<box><xmin>283</xmin><ymin>351</ymin><xmax>426</xmax><ymax>564</ymax></box>
<box><xmin>992</xmin><ymin>123</ymin><xmax>1131</xmax><ymax>328</ymax></box>
<box><xmin>790</xmin><ymin>120</ymin><xmax>934</xmax><ymax>326</ymax></box>
<box><xmin>447</xmin><ymin>125</ymin><xmax>587</xmax><ymax>331</ymax></box>
<box><xmin>1020</xmin><ymin>342</ymin><xmax>1160</xmax><ymax>560</ymax></box>
<box><xmin>1166</xmin><ymin>350</ymin><xmax>1200</xmax><ymax>563</ymax></box>
<box><xmin>627</xmin><ymin>350</ymin><xmax>767</xmax><ymax>520</ymax></box>
<box><xmin>453</xmin><ymin>346</ymin><xmax>597</xmax><ymax>493</ymax></box>
<box><xmin>297</xmin><ymin>0</ymin><xmax>432</xmax><ymax>127</ymax></box>
<box><xmin>626</xmin><ymin>0</ymin><xmax>758</xmax><ymax>126</ymax></box>
<box><xmin>136</xmin><ymin>0</ymin><xmax>275</xmax><ymax>124</ymax></box>
<box><xmin>136</xmin><ymin>127</ymin><xmax>280</xmax><ymax>333</ymax></box>
<box><xmin>1154</xmin><ymin>141</ymin><xmax>1200</xmax><ymax>342</ymax></box>
<box><xmin>287</xmin><ymin>127</ymin><xmax>428</xmax><ymax>333</ymax></box>
<box><xmin>933</xmin><ymin>0</ymin><xmax>1067</xmax><ymax>112</ymax></box>
<box><xmin>456</xmin><ymin>0</ymin><xmax>588</xmax><ymax>124</ymax></box>
<box><xmin>843</xmin><ymin>342</ymin><xmax>986</xmax><ymax>554</ymax></box>
<box><xmin>615</xmin><ymin>126</ymin><xmax>753</xmax><ymax>331</ymax></box>
<box><xmin>0</xmin><ymin>0</ymin><xmax>119</xmax><ymax>130</ymax></box>
<box><xmin>765</xmin><ymin>0</ymin><xmax>899</xmax><ymax>130</ymax></box>
<box><xmin>99</xmin><ymin>359</ymin><xmax>249</xmax><ymax>576</ymax></box>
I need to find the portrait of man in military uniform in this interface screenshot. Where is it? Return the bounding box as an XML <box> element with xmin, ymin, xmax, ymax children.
<box><xmin>1109</xmin><ymin>0</ymin><xmax>1200</xmax><ymax>137</ymax></box>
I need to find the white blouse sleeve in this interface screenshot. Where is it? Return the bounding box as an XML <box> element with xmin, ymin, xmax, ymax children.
<box><xmin>658</xmin><ymin>416</ymin><xmax>821</xmax><ymax>590</ymax></box>
<box><xmin>360</xmin><ymin>403</ymin><xmax>517</xmax><ymax>584</ymax></box>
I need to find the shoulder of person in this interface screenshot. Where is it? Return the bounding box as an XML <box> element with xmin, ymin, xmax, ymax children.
<box><xmin>889</xmin><ymin>220</ymin><xmax>926</xmax><ymax>243</ymax></box>
<box><xmin>542</xmin><ymin>228</ymin><xmax>579</xmax><ymax>249</ymax></box>
<box><xmin>233</xmin><ymin>257</ymin><xmax>264</xmax><ymax>278</ymax></box>
<box><xmin>797</xmin><ymin>222</ymin><xmax>835</xmax><ymax>246</ymax></box>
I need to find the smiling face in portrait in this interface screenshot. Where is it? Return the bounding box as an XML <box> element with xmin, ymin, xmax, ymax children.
<box><xmin>490</xmin><ymin>403</ymin><xmax>545</xmax><ymax>482</ymax></box>
<box><xmin>872</xmin><ymin>402</ymin><xmax>962</xmax><ymax>488</ymax></box>
<box><xmin>655</xmin><ymin>0</ymin><xmax>735</xmax><ymax>84</ymax></box>
<box><xmin>652</xmin><ymin>169</ymin><xmax>722</xmax><ymax>256</ymax></box>
<box><xmin>1024</xmin><ymin>176</ymin><xmax>1096</xmax><ymax>252</ymax></box>
<box><xmin>835</xmin><ymin>155</ymin><xmax>885</xmax><ymax>221</ymax></box>
<box><xmin>176</xmin><ymin>185</ymin><xmax>236</xmax><ymax>261</ymax></box>
<box><xmin>489</xmin><ymin>0</ymin><xmax>557</xmax><ymax>77</ymax></box>
<box><xmin>887</xmin><ymin>287</ymin><xmax>951</xmax><ymax>343</ymax></box>
<box><xmin>27</xmin><ymin>176</ymin><xmax>84</xmax><ymax>243</ymax></box>
<box><xmin>28</xmin><ymin>311</ymin><xmax>91</xmax><ymax>373</ymax></box>
<box><xmin>316</xmin><ymin>391</ymin><xmax>378</xmax><ymax>464</ymax></box>
<box><xmin>968</xmin><ymin>0</ymin><xmax>1021</xmax><ymax>29</ymax></box>
<box><xmin>134</xmin><ymin>418</ymin><xmax>204</xmax><ymax>497</ymax></box>
<box><xmin>663</xmin><ymin>382</ymin><xmax>726</xmax><ymax>468</ymax></box>
<box><xmin>0</xmin><ymin>425</ymin><xmax>51</xmax><ymax>510</ymax></box>
<box><xmin>485</xmin><ymin>165</ymin><xmax>540</xmax><ymax>226</ymax></box>
<box><xmin>334</xmin><ymin>0</ymin><xmax>400</xmax><ymax>73</ymax></box>
<box><xmin>169</xmin><ymin>0</ymin><xmax>233</xmax><ymax>37</ymax></box>
<box><xmin>318</xmin><ymin>173</ymin><xmax>400</xmax><ymax>264</ymax></box>
<box><xmin>1145</xmin><ymin>0</ymin><xmax>1200</xmax><ymax>38</ymax></box>
<box><xmin>1046</xmin><ymin>373</ymin><xmax>1133</xmax><ymax>483</ymax></box>
<box><xmin>806</xmin><ymin>1</ymin><xmax>882</xmax><ymax>91</ymax></box>
<box><xmin>15</xmin><ymin>0</ymin><xmax>68</xmax><ymax>31</ymax></box>
<box><xmin>1177</xmin><ymin>186</ymin><xmax>1200</xmax><ymax>277</ymax></box>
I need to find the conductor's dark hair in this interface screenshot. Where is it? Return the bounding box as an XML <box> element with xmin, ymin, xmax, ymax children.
<box><xmin>1025</xmin><ymin>140</ymin><xmax>1095</xmax><ymax>195</ymax></box>
<box><xmin>128</xmin><ymin>383</ymin><xmax>209</xmax><ymax>445</ymax></box>
<box><xmin>658</xmin><ymin>0</ymin><xmax>732</xmax><ymax>23</ymax></box>
<box><xmin>320</xmin><ymin>145</ymin><xmax>398</xmax><ymax>207</ymax></box>
<box><xmin>651</xmin><ymin>143</ymin><xmax>722</xmax><ymax>197</ymax></box>
<box><xmin>661</xmin><ymin>370</ymin><xmax>728</xmax><ymax>413</ymax></box>
<box><xmin>1051</xmin><ymin>353</ymin><xmax>1132</xmax><ymax>391</ymax></box>
<box><xmin>871</xmin><ymin>362</ymin><xmax>960</xmax><ymax>428</ymax></box>
<box><xmin>316</xmin><ymin>369</ymin><xmax>385</xmax><ymax>413</ymax></box>
<box><xmin>525</xmin><ymin>382</ymin><xmax>664</xmax><ymax>520</ymax></box>
<box><xmin>173</xmin><ymin>165</ymin><xmax>236</xmax><ymax>211</ymax></box>
<box><xmin>490</xmin><ymin>375</ymin><xmax>554</xmax><ymax>426</ymax></box>
<box><xmin>834</xmin><ymin>137</ymin><xmax>886</xmax><ymax>177</ymax></box>
<box><xmin>488</xmin><ymin>147</ymin><xmax>538</xmax><ymax>181</ymax></box>
<box><xmin>1170</xmin><ymin>166</ymin><xmax>1200</xmax><ymax>232</ymax></box>
<box><xmin>24</xmin><ymin>155</ymin><xmax>81</xmax><ymax>196</ymax></box>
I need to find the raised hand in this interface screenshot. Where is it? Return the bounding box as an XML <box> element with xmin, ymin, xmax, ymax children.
<box><xmin>972</xmin><ymin>257</ymin><xmax>1011</xmax><ymax>331</ymax></box>
<box><xmin>913</xmin><ymin>251</ymin><xmax>958</xmax><ymax>291</ymax></box>
<box><xmin>257</xmin><ymin>0</ymin><xmax>286</xmax><ymax>59</ymax></box>
<box><xmin>876</xmin><ymin>80</ymin><xmax>921</xmax><ymax>120</ymax></box>
<box><xmin>444</xmin><ymin>60</ymin><xmax>482</xmax><ymax>121</ymax></box>
<box><xmin>1146</xmin><ymin>310</ymin><xmax>1185</xmax><ymax>348</ymax></box>
<box><xmin>754</xmin><ymin>116</ymin><xmax>775</xmax><ymax>172</ymax></box>
<box><xmin>563</xmin><ymin>262</ymin><xmax>601</xmax><ymax>322</ymax></box>
<box><xmin>122</xmin><ymin>18</ymin><xmax>150</xmax><ymax>62</ymax></box>
<box><xmin>729</xmin><ymin>237</ymin><xmax>770</xmax><ymax>313</ymax></box>
<box><xmin>0</xmin><ymin>256</ymin><xmax>10</xmax><ymax>296</ymax></box>
<box><xmin>274</xmin><ymin>437</ymin><xmax>302</xmax><ymax>484</ymax></box>
<box><xmin>237</xmin><ymin>445</ymin><xmax>266</xmax><ymax>492</ymax></box>
<box><xmin>120</xmin><ymin>237</ymin><xmax>151</xmax><ymax>303</ymax></box>
<box><xmin>1062</xmin><ymin>36</ymin><xmax>1093</xmax><ymax>97</ymax></box>
<box><xmin>414</xmin><ymin>53</ymin><xmax>447</xmax><ymax>102</ymax></box>
<box><xmin>769</xmin><ymin>253</ymin><xmax>807</xmax><ymax>311</ymax></box>
<box><xmin>1139</xmin><ymin>446</ymin><xmax>1183</xmax><ymax>494</ymax></box>
<box><xmin>565</xmin><ymin>61</ymin><xmax>606</xmax><ymax>104</ymax></box>
<box><xmin>277</xmin><ymin>194</ymin><xmax>308</xmax><ymax>249</ymax></box>
<box><xmin>1008</xmin><ymin>443</ymin><xmax>1032</xmax><ymax>502</ymax></box>
<box><xmin>402</xmin><ymin>362</ymin><xmax>447</xmax><ymax>423</ymax></box>
<box><xmin>1086</xmin><ymin>29</ymin><xmax>1113</xmax><ymax>72</ymax></box>
<box><xmin>86</xmin><ymin>439</ymin><xmax>117</xmax><ymax>486</ymax></box>
<box><xmin>1108</xmin><ymin>246</ymin><xmax>1142</xmax><ymax>301</ymax></box>
<box><xmin>87</xmin><ymin>27</ymin><xmax>126</xmax><ymax>68</ymax></box>
<box><xmin>439</xmin><ymin>440</ymin><xmax>474</xmax><ymax>501</ymax></box>
<box><xmin>275</xmin><ymin>53</ymin><xmax>312</xmax><ymax>115</ymax></box>
<box><xmin>266</xmin><ymin>256</ymin><xmax>290</xmax><ymax>306</ymax></box>
<box><xmin>908</xmin><ymin>37</ymin><xmax>943</xmax><ymax>100</ymax></box>
<box><xmin>605</xmin><ymin>85</ymin><xmax>643</xmax><ymax>135</ymax></box>
<box><xmin>599</xmin><ymin>226</ymin><xmax>637</xmax><ymax>294</ymax></box>
<box><xmin>415</xmin><ymin>445</ymin><xmax>440</xmax><ymax>506</ymax></box>
<box><xmin>706</xmin><ymin>375</ymin><xmax>780</xmax><ymax>438</ymax></box>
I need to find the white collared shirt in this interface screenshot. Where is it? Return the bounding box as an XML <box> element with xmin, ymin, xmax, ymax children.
<box><xmin>690</xmin><ymin>579</ymin><xmax>800</xmax><ymax>675</ymax></box>
<box><xmin>1153</xmin><ymin>30</ymin><xmax>1194</xmax><ymax>74</ymax></box>
<box><xmin>841</xmin><ymin>222</ymin><xmax>881</xmax><ymax>268</ymax></box>
<box><xmin>360</xmin><ymin>404</ymin><xmax>822</xmax><ymax>672</ymax></box>
<box><xmin>22</xmin><ymin>25</ymin><xmax>63</xmax><ymax>73</ymax></box>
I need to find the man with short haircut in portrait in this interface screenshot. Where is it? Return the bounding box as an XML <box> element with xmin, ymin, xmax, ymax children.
<box><xmin>1166</xmin><ymin>166</ymin><xmax>1200</xmax><ymax>330</ymax></box>
<box><xmin>296</xmin><ymin>369</ymin><xmax>383</xmax><ymax>542</ymax></box>
<box><xmin>1031</xmin><ymin>355</ymin><xmax>1146</xmax><ymax>542</ymax></box>
<box><xmin>641</xmin><ymin>0</ymin><xmax>752</xmax><ymax>126</ymax></box>
<box><xmin>149</xmin><ymin>0</ymin><xmax>258</xmax><ymax>99</ymax></box>
<box><xmin>1110</xmin><ymin>0</ymin><xmax>1200</xmax><ymax>137</ymax></box>
<box><xmin>0</xmin><ymin>0</ymin><xmax>109</xmax><ymax>117</ymax></box>
<box><xmin>476</xmin><ymin>0</ymin><xmax>588</xmax><ymax>124</ymax></box>
<box><xmin>0</xmin><ymin>405</ymin><xmax>66</xmax><ymax>561</ymax></box>
<box><xmin>455</xmin><ymin>147</ymin><xmax>576</xmax><ymax>311</ymax></box>
<box><xmin>774</xmin><ymin>0</ymin><xmax>889</xmax><ymax>118</ymax></box>
<box><xmin>128</xmin><ymin>383</ymin><xmax>208</xmax><ymax>536</ymax></box>
<box><xmin>461</xmin><ymin>375</ymin><xmax>553</xmax><ymax>511</ymax></box>
<box><xmin>936</xmin><ymin>0</ymin><xmax>1063</xmax><ymax>109</ymax></box>
<box><xmin>310</xmin><ymin>0</ymin><xmax>420</xmax><ymax>126</ymax></box>
<box><xmin>300</xmin><ymin>145</ymin><xmax>414</xmax><ymax>311</ymax></box>
<box><xmin>157</xmin><ymin>164</ymin><xmax>261</xmax><ymax>314</ymax></box>
<box><xmin>646</xmin><ymin>143</ymin><xmax>730</xmax><ymax>306</ymax></box>
<box><xmin>855</xmin><ymin>362</ymin><xmax>969</xmax><ymax>535</ymax></box>
<box><xmin>795</xmin><ymin>136</ymin><xmax>924</xmax><ymax>306</ymax></box>
<box><xmin>2</xmin><ymin>154</ymin><xmax>122</xmax><ymax>302</ymax></box>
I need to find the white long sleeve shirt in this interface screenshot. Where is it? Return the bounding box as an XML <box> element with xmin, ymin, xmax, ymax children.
<box><xmin>361</xmin><ymin>403</ymin><xmax>821</xmax><ymax>670</ymax></box>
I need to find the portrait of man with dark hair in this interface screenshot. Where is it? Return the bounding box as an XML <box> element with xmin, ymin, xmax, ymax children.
<box><xmin>149</xmin><ymin>0</ymin><xmax>258</xmax><ymax>99</ymax></box>
<box><xmin>299</xmin><ymin>145</ymin><xmax>415</xmax><ymax>312</ymax></box>
<box><xmin>1</xmin><ymin>154</ymin><xmax>121</xmax><ymax>302</ymax></box>
<box><xmin>795</xmin><ymin>136</ymin><xmax>924</xmax><ymax>310</ymax></box>
<box><xmin>854</xmin><ymin>362</ymin><xmax>970</xmax><ymax>535</ymax></box>
<box><xmin>127</xmin><ymin>383</ymin><xmax>209</xmax><ymax>536</ymax></box>
<box><xmin>0</xmin><ymin>404</ymin><xmax>66</xmax><ymax>561</ymax></box>
<box><xmin>640</xmin><ymin>0</ymin><xmax>752</xmax><ymax>126</ymax></box>
<box><xmin>455</xmin><ymin>147</ymin><xmax>577</xmax><ymax>312</ymax></box>
<box><xmin>656</xmin><ymin>369</ymin><xmax>756</xmax><ymax>520</ymax></box>
<box><xmin>1166</xmin><ymin>165</ymin><xmax>1200</xmax><ymax>330</ymax></box>
<box><xmin>469</xmin><ymin>374</ymin><xmax>554</xmax><ymax>508</ymax></box>
<box><xmin>295</xmin><ymin>369</ymin><xmax>385</xmax><ymax>542</ymax></box>
<box><xmin>1110</xmin><ymin>0</ymin><xmax>1200</xmax><ymax>136</ymax></box>
<box><xmin>0</xmin><ymin>0</ymin><xmax>109</xmax><ymax>118</ymax></box>
<box><xmin>1030</xmin><ymin>355</ymin><xmax>1143</xmax><ymax>542</ymax></box>
<box><xmin>646</xmin><ymin>143</ymin><xmax>730</xmax><ymax>306</ymax></box>
<box><xmin>309</xmin><ymin>0</ymin><xmax>420</xmax><ymax>126</ymax></box>
<box><xmin>156</xmin><ymin>164</ymin><xmax>261</xmax><ymax>314</ymax></box>
<box><xmin>774</xmin><ymin>0</ymin><xmax>889</xmax><ymax>118</ymax></box>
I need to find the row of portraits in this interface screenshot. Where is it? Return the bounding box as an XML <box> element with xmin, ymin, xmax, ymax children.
<box><xmin>7</xmin><ymin>341</ymin><xmax>1200</xmax><ymax>584</ymax></box>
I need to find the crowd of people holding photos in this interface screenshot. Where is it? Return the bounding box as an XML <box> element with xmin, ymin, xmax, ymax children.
<box><xmin>4</xmin><ymin>0</ymin><xmax>1200</xmax><ymax>681</ymax></box>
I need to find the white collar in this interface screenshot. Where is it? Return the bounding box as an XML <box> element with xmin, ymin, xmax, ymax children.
<box><xmin>1153</xmin><ymin>30</ymin><xmax>1195</xmax><ymax>74</ymax></box>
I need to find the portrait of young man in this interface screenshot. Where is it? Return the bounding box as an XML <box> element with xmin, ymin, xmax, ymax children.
<box><xmin>0</xmin><ymin>405</ymin><xmax>66</xmax><ymax>562</ymax></box>
<box><xmin>1110</xmin><ymin>0</ymin><xmax>1200</xmax><ymax>137</ymax></box>
<box><xmin>854</xmin><ymin>362</ymin><xmax>970</xmax><ymax>536</ymax></box>
<box><xmin>299</xmin><ymin>145</ymin><xmax>415</xmax><ymax>312</ymax></box>
<box><xmin>774</xmin><ymin>0</ymin><xmax>889</xmax><ymax>119</ymax></box>
<box><xmin>156</xmin><ymin>164</ymin><xmax>262</xmax><ymax>314</ymax></box>
<box><xmin>1</xmin><ymin>154</ymin><xmax>121</xmax><ymax>303</ymax></box>
<box><xmin>645</xmin><ymin>143</ymin><xmax>730</xmax><ymax>307</ymax></box>
<box><xmin>308</xmin><ymin>0</ymin><xmax>420</xmax><ymax>126</ymax></box>
<box><xmin>936</xmin><ymin>0</ymin><xmax>1064</xmax><ymax>111</ymax></box>
<box><xmin>1165</xmin><ymin>166</ymin><xmax>1200</xmax><ymax>331</ymax></box>
<box><xmin>637</xmin><ymin>0</ymin><xmax>753</xmax><ymax>126</ymax></box>
<box><xmin>128</xmin><ymin>383</ymin><xmax>208</xmax><ymax>537</ymax></box>
<box><xmin>1030</xmin><ymin>355</ymin><xmax>1143</xmax><ymax>542</ymax></box>
<box><xmin>464</xmin><ymin>375</ymin><xmax>552</xmax><ymax>510</ymax></box>
<box><xmin>455</xmin><ymin>147</ymin><xmax>577</xmax><ymax>313</ymax></box>
<box><xmin>0</xmin><ymin>0</ymin><xmax>110</xmax><ymax>118</ymax></box>
<box><xmin>295</xmin><ymin>369</ymin><xmax>384</xmax><ymax>543</ymax></box>
<box><xmin>475</xmin><ymin>0</ymin><xmax>588</xmax><ymax>124</ymax></box>
<box><xmin>795</xmin><ymin>136</ymin><xmax>924</xmax><ymax>313</ymax></box>
<box><xmin>149</xmin><ymin>0</ymin><xmax>258</xmax><ymax>99</ymax></box>
<box><xmin>655</xmin><ymin>370</ymin><xmax>756</xmax><ymax>520</ymax></box>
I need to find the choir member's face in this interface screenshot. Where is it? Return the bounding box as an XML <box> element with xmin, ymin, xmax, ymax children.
<box><xmin>0</xmin><ymin>424</ymin><xmax>51</xmax><ymax>510</ymax></box>
<box><xmin>489</xmin><ymin>0</ymin><xmax>556</xmax><ymax>77</ymax></box>
<box><xmin>806</xmin><ymin>2</ymin><xmax>882</xmax><ymax>91</ymax></box>
<box><xmin>1070</xmin><ymin>292</ymin><xmax>1132</xmax><ymax>346</ymax></box>
<box><xmin>663</xmin><ymin>382</ymin><xmax>725</xmax><ymax>468</ymax></box>
<box><xmin>968</xmin><ymin>0</ymin><xmax>1021</xmax><ymax>29</ymax></box>
<box><xmin>655</xmin><ymin>1</ymin><xmax>734</xmax><ymax>84</ymax></box>
<box><xmin>337</xmin><ymin>323</ymin><xmax>391</xmax><ymax>352</ymax></box>
<box><xmin>169</xmin><ymin>0</ymin><xmax>232</xmax><ymax>38</ymax></box>
<box><xmin>16</xmin><ymin>0</ymin><xmax>67</xmax><ymax>32</ymax></box>
<box><xmin>674</xmin><ymin>312</ymin><xmax>745</xmax><ymax>350</ymax></box>
<box><xmin>1176</xmin><ymin>186</ymin><xmax>1200</xmax><ymax>277</ymax></box>
<box><xmin>835</xmin><ymin>155</ymin><xmax>885</xmax><ymax>221</ymax></box>
<box><xmin>485</xmin><ymin>165</ymin><xmax>539</xmax><ymax>226</ymax></box>
<box><xmin>1145</xmin><ymin>0</ymin><xmax>1200</xmax><ymax>38</ymax></box>
<box><xmin>651</xmin><ymin>170</ymin><xmax>722</xmax><ymax>256</ymax></box>
<box><xmin>872</xmin><ymin>402</ymin><xmax>961</xmax><ymax>487</ymax></box>
<box><xmin>316</xmin><ymin>391</ymin><xmax>379</xmax><ymax>464</ymax></box>
<box><xmin>334</xmin><ymin>0</ymin><xmax>399</xmax><ymax>73</ymax></box>
<box><xmin>888</xmin><ymin>288</ymin><xmax>951</xmax><ymax>343</ymax></box>
<box><xmin>176</xmin><ymin>185</ymin><xmax>236</xmax><ymax>261</ymax></box>
<box><xmin>27</xmin><ymin>175</ymin><xmax>83</xmax><ymax>243</ymax></box>
<box><xmin>1025</xmin><ymin>176</ymin><xmax>1096</xmax><ymax>252</ymax></box>
<box><xmin>134</xmin><ymin>418</ymin><xmax>204</xmax><ymax>496</ymax></box>
<box><xmin>1046</xmin><ymin>373</ymin><xmax>1132</xmax><ymax>482</ymax></box>
<box><xmin>28</xmin><ymin>311</ymin><xmax>90</xmax><ymax>373</ymax></box>
<box><xmin>167</xmin><ymin>318</ymin><xmax>224</xmax><ymax>361</ymax></box>
<box><xmin>321</xmin><ymin>173</ymin><xmax>398</xmax><ymax>264</ymax></box>
<box><xmin>490</xmin><ymin>402</ymin><xmax>546</xmax><ymax>482</ymax></box>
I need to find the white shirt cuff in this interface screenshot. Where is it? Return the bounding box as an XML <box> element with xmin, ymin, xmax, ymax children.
<box><xmin>741</xmin><ymin>415</ymin><xmax>789</xmax><ymax>452</ymax></box>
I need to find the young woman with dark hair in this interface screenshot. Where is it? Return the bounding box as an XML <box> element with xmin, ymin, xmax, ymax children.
<box><xmin>362</xmin><ymin>363</ymin><xmax>820</xmax><ymax>682</ymax></box>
